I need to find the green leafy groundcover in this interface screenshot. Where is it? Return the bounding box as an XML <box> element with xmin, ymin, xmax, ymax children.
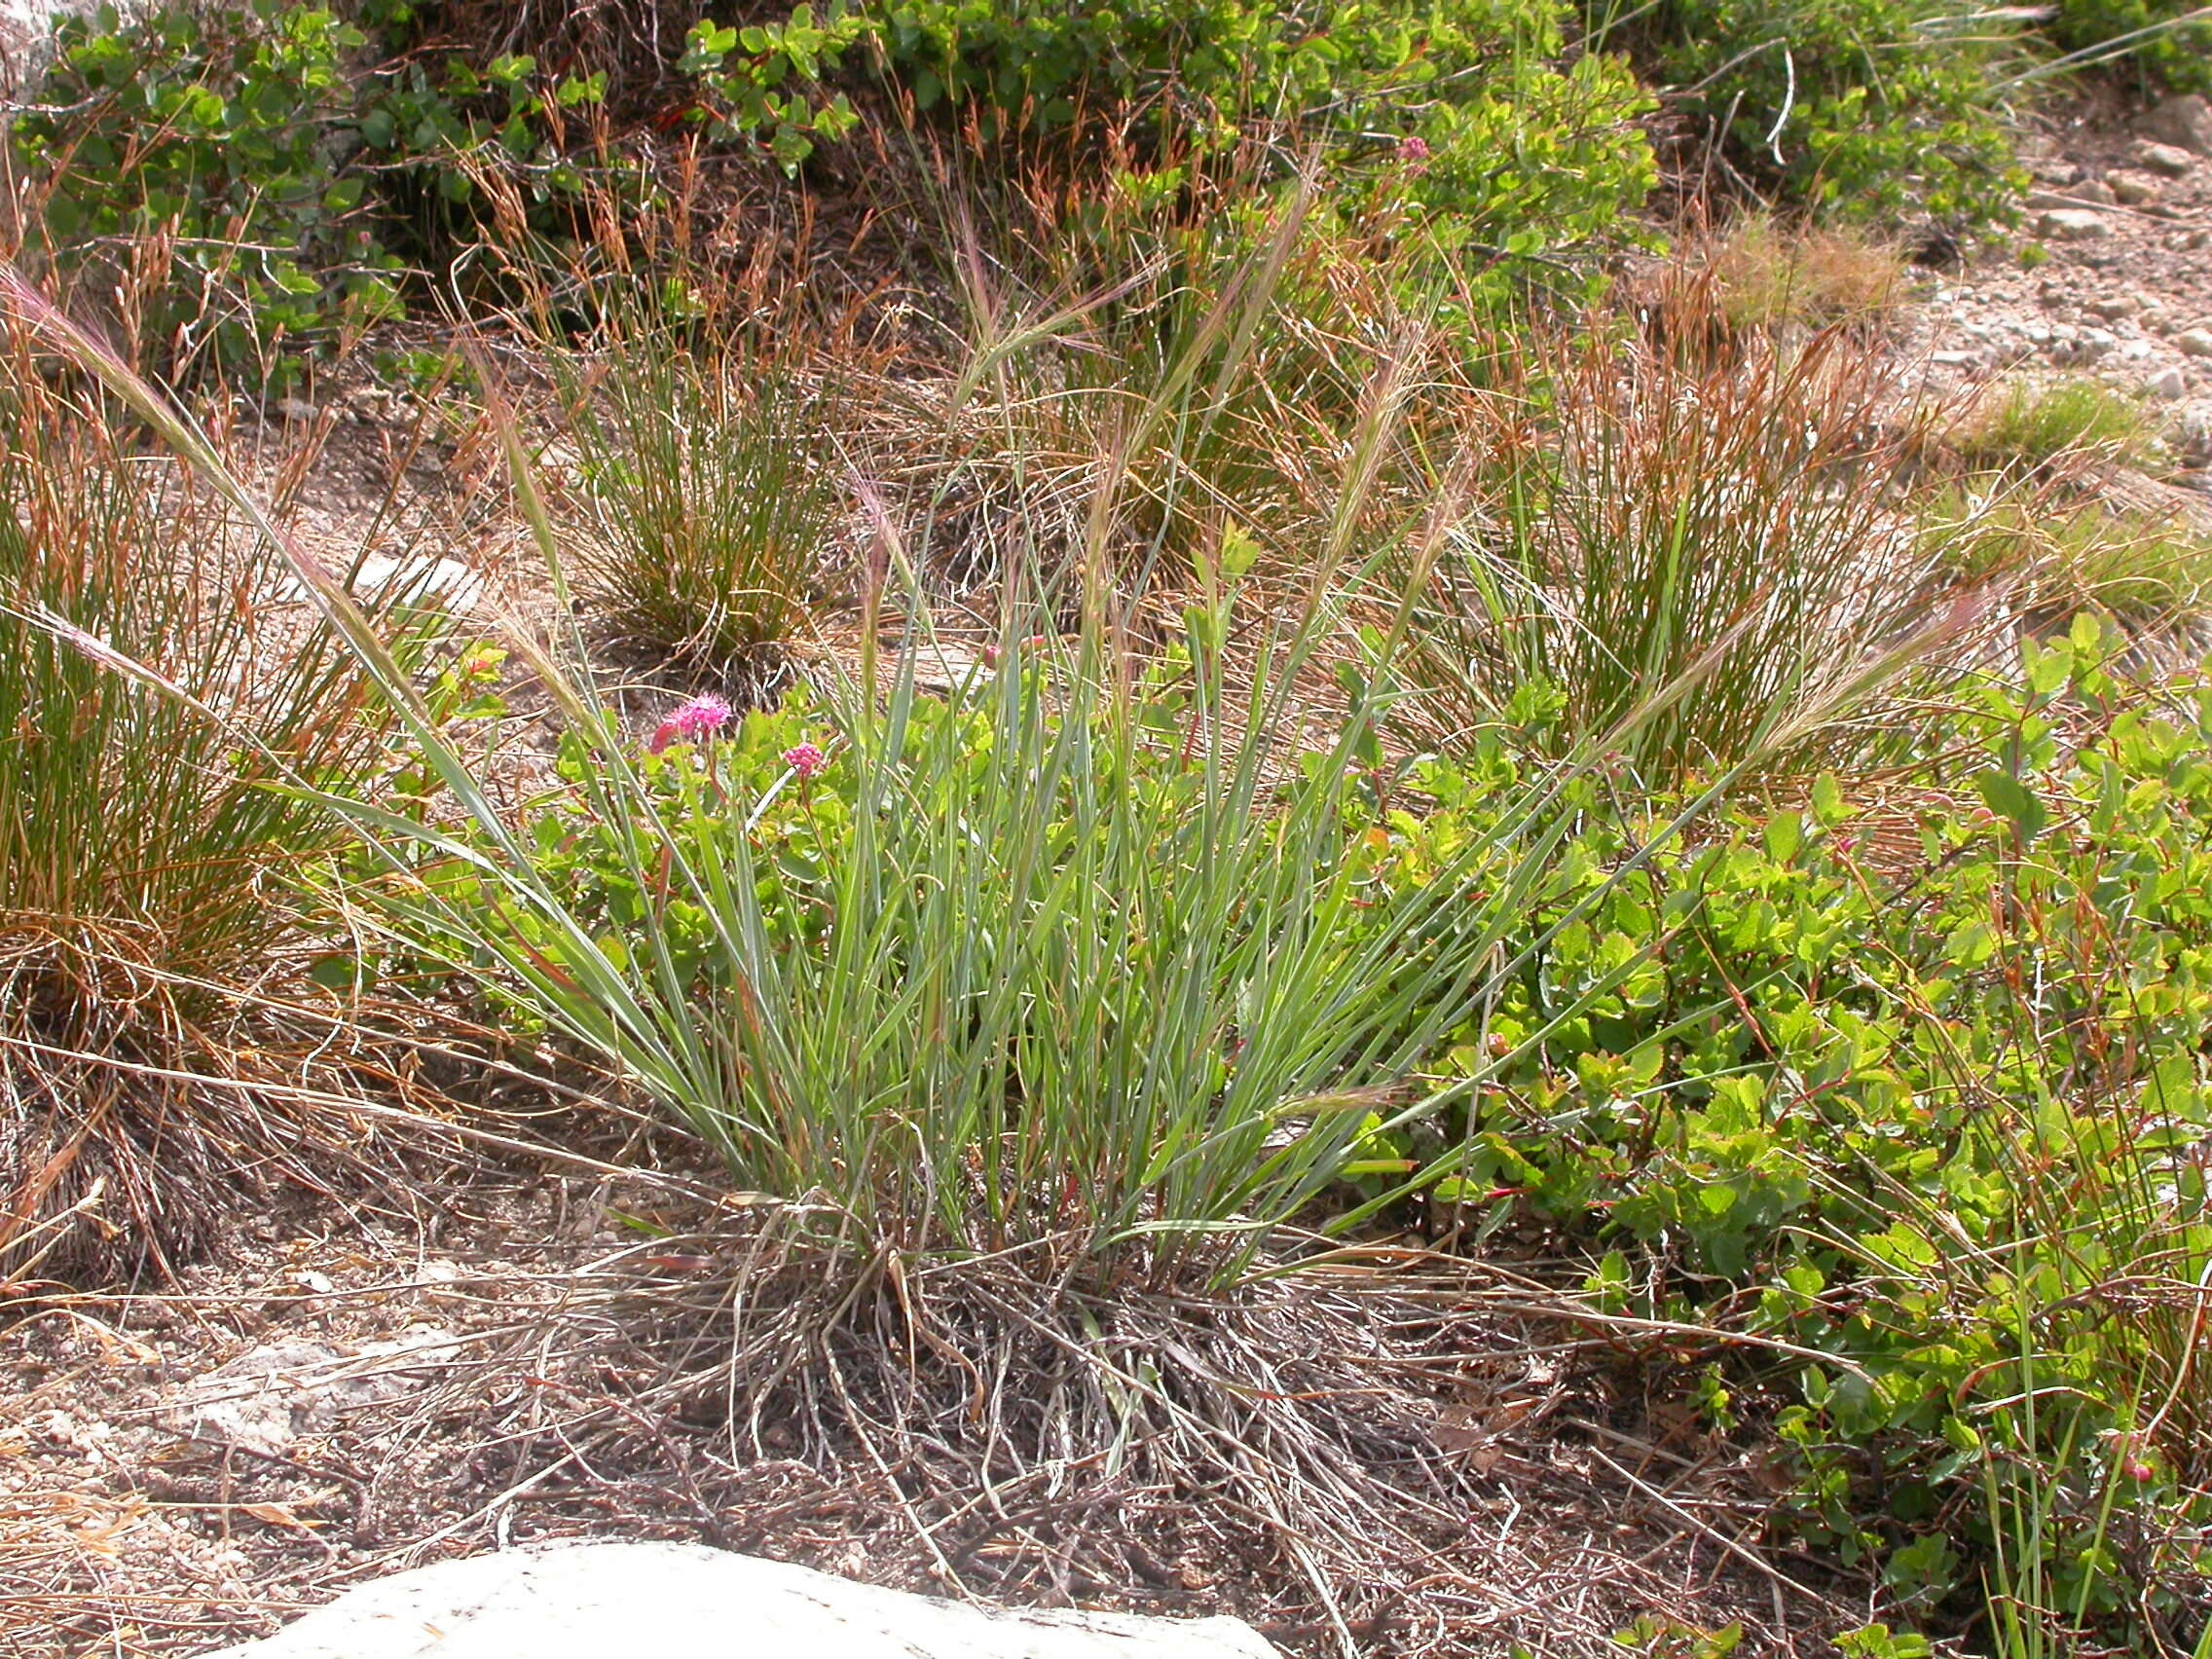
<box><xmin>10</xmin><ymin>0</ymin><xmax>1653</xmax><ymax>376</ymax></box>
<box><xmin>1374</xmin><ymin>623</ymin><xmax>2210</xmax><ymax>1638</ymax></box>
<box><xmin>1590</xmin><ymin>0</ymin><xmax>2027</xmax><ymax>225</ymax></box>
<box><xmin>2049</xmin><ymin>0</ymin><xmax>2212</xmax><ymax>92</ymax></box>
<box><xmin>424</xmin><ymin>617</ymin><xmax>2208</xmax><ymax>1644</ymax></box>
<box><xmin>9</xmin><ymin>0</ymin><xmax>608</xmax><ymax>383</ymax></box>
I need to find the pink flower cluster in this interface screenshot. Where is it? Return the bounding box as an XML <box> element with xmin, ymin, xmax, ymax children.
<box><xmin>647</xmin><ymin>693</ymin><xmax>733</xmax><ymax>755</ymax></box>
<box><xmin>782</xmin><ymin>742</ymin><xmax>827</xmax><ymax>780</ymax></box>
<box><xmin>980</xmin><ymin>633</ymin><xmax>1051</xmax><ymax>669</ymax></box>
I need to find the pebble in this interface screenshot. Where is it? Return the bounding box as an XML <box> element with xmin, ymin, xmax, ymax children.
<box><xmin>2104</xmin><ymin>170</ymin><xmax>2159</xmax><ymax>206</ymax></box>
<box><xmin>2148</xmin><ymin>366</ymin><xmax>2189</xmax><ymax>400</ymax></box>
<box><xmin>2133</xmin><ymin>141</ymin><xmax>2197</xmax><ymax>178</ymax></box>
<box><xmin>2177</xmin><ymin>403</ymin><xmax>2212</xmax><ymax>457</ymax></box>
<box><xmin>2177</xmin><ymin>329</ymin><xmax>2212</xmax><ymax>359</ymax></box>
<box><xmin>2027</xmin><ymin>186</ymin><xmax>2113</xmax><ymax>211</ymax></box>
<box><xmin>2086</xmin><ymin>294</ymin><xmax>2140</xmax><ymax>320</ymax></box>
<box><xmin>2051</xmin><ymin>326</ymin><xmax>2119</xmax><ymax>366</ymax></box>
<box><xmin>2038</xmin><ymin>208</ymin><xmax>2111</xmax><ymax>240</ymax></box>
<box><xmin>2138</xmin><ymin>92</ymin><xmax>2212</xmax><ymax>158</ymax></box>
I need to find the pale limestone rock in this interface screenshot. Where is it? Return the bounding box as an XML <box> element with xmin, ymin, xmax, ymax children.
<box><xmin>2037</xmin><ymin>208</ymin><xmax>2111</xmax><ymax>241</ymax></box>
<box><xmin>169</xmin><ymin>1332</ymin><xmax>462</xmax><ymax>1457</ymax></box>
<box><xmin>2104</xmin><ymin>171</ymin><xmax>2159</xmax><ymax>206</ymax></box>
<box><xmin>2139</xmin><ymin>93</ymin><xmax>2212</xmax><ymax>158</ymax></box>
<box><xmin>0</xmin><ymin>0</ymin><xmax>125</xmax><ymax>92</ymax></box>
<box><xmin>276</xmin><ymin>553</ymin><xmax>488</xmax><ymax>614</ymax></box>
<box><xmin>204</xmin><ymin>1541</ymin><xmax>1282</xmax><ymax>1659</ymax></box>
<box><xmin>2133</xmin><ymin>141</ymin><xmax>2197</xmax><ymax>178</ymax></box>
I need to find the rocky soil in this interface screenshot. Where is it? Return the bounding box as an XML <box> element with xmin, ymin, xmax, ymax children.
<box><xmin>11</xmin><ymin>87</ymin><xmax>2212</xmax><ymax>1659</ymax></box>
<box><xmin>1918</xmin><ymin>92</ymin><xmax>2212</xmax><ymax>472</ymax></box>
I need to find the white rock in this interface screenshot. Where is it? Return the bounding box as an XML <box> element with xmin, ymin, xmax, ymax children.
<box><xmin>2148</xmin><ymin>367</ymin><xmax>2189</xmax><ymax>400</ymax></box>
<box><xmin>2176</xmin><ymin>402</ymin><xmax>2212</xmax><ymax>457</ymax></box>
<box><xmin>202</xmin><ymin>1541</ymin><xmax>1281</xmax><ymax>1659</ymax></box>
<box><xmin>2038</xmin><ymin>208</ymin><xmax>2111</xmax><ymax>241</ymax></box>
<box><xmin>276</xmin><ymin>553</ymin><xmax>487</xmax><ymax>614</ymax></box>
<box><xmin>169</xmin><ymin>1332</ymin><xmax>462</xmax><ymax>1457</ymax></box>
<box><xmin>2050</xmin><ymin>326</ymin><xmax>2117</xmax><ymax>366</ymax></box>
<box><xmin>2176</xmin><ymin>329</ymin><xmax>2212</xmax><ymax>360</ymax></box>
<box><xmin>0</xmin><ymin>0</ymin><xmax>142</xmax><ymax>92</ymax></box>
<box><xmin>2133</xmin><ymin>141</ymin><xmax>2197</xmax><ymax>178</ymax></box>
<box><xmin>2138</xmin><ymin>92</ymin><xmax>2212</xmax><ymax>158</ymax></box>
<box><xmin>355</xmin><ymin>552</ymin><xmax>488</xmax><ymax>609</ymax></box>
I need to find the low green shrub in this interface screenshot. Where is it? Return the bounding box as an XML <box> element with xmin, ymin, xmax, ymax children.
<box><xmin>7</xmin><ymin>0</ymin><xmax>608</xmax><ymax>384</ymax></box>
<box><xmin>1586</xmin><ymin>0</ymin><xmax>2026</xmax><ymax>223</ymax></box>
<box><xmin>10</xmin><ymin>0</ymin><xmax>401</xmax><ymax>382</ymax></box>
<box><xmin>1359</xmin><ymin>616</ymin><xmax>2211</xmax><ymax>1647</ymax></box>
<box><xmin>11</xmin><ymin>0</ymin><xmax>1656</xmax><ymax>382</ymax></box>
<box><xmin>679</xmin><ymin>0</ymin><xmax>1659</xmax><ymax>280</ymax></box>
<box><xmin>2046</xmin><ymin>0</ymin><xmax>2212</xmax><ymax>92</ymax></box>
<box><xmin>682</xmin><ymin>0</ymin><xmax>1659</xmax><ymax>204</ymax></box>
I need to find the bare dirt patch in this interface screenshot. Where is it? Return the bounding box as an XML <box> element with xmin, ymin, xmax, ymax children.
<box><xmin>4</xmin><ymin>1169</ymin><xmax>1872</xmax><ymax>1659</ymax></box>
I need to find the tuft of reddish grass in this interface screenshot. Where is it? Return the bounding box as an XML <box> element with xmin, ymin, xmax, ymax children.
<box><xmin>0</xmin><ymin>330</ymin><xmax>429</xmax><ymax>1280</ymax></box>
<box><xmin>1696</xmin><ymin>213</ymin><xmax>1911</xmax><ymax>336</ymax></box>
<box><xmin>1395</xmin><ymin>278</ymin><xmax>2015</xmax><ymax>783</ymax></box>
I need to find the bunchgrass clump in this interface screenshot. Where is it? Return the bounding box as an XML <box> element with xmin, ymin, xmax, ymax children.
<box><xmin>562</xmin><ymin>327</ymin><xmax>842</xmax><ymax>676</ymax></box>
<box><xmin>0</xmin><ymin>339</ymin><xmax>409</xmax><ymax>1275</ymax></box>
<box><xmin>1949</xmin><ymin>377</ymin><xmax>2161</xmax><ymax>476</ymax></box>
<box><xmin>55</xmin><ymin>229</ymin><xmax>1748</xmax><ymax>1288</ymax></box>
<box><xmin>1397</xmin><ymin>291</ymin><xmax>1996</xmax><ymax>784</ymax></box>
<box><xmin>1699</xmin><ymin>214</ymin><xmax>1910</xmax><ymax>334</ymax></box>
<box><xmin>18</xmin><ymin>203</ymin><xmax>2212</xmax><ymax>1653</ymax></box>
<box><xmin>1937</xmin><ymin>495</ymin><xmax>2212</xmax><ymax>631</ymax></box>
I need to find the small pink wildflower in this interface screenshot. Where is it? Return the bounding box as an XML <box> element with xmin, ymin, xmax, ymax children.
<box><xmin>782</xmin><ymin>741</ymin><xmax>828</xmax><ymax>780</ymax></box>
<box><xmin>647</xmin><ymin>693</ymin><xmax>734</xmax><ymax>755</ymax></box>
<box><xmin>2123</xmin><ymin>1458</ymin><xmax>2156</xmax><ymax>1483</ymax></box>
<box><xmin>980</xmin><ymin>634</ymin><xmax>1051</xmax><ymax>669</ymax></box>
<box><xmin>1397</xmin><ymin>134</ymin><xmax>1431</xmax><ymax>166</ymax></box>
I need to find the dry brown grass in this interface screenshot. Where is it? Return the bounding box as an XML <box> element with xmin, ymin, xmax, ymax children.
<box><xmin>1693</xmin><ymin>214</ymin><xmax>1912</xmax><ymax>337</ymax></box>
<box><xmin>1</xmin><ymin>1185</ymin><xmax>1876</xmax><ymax>1659</ymax></box>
